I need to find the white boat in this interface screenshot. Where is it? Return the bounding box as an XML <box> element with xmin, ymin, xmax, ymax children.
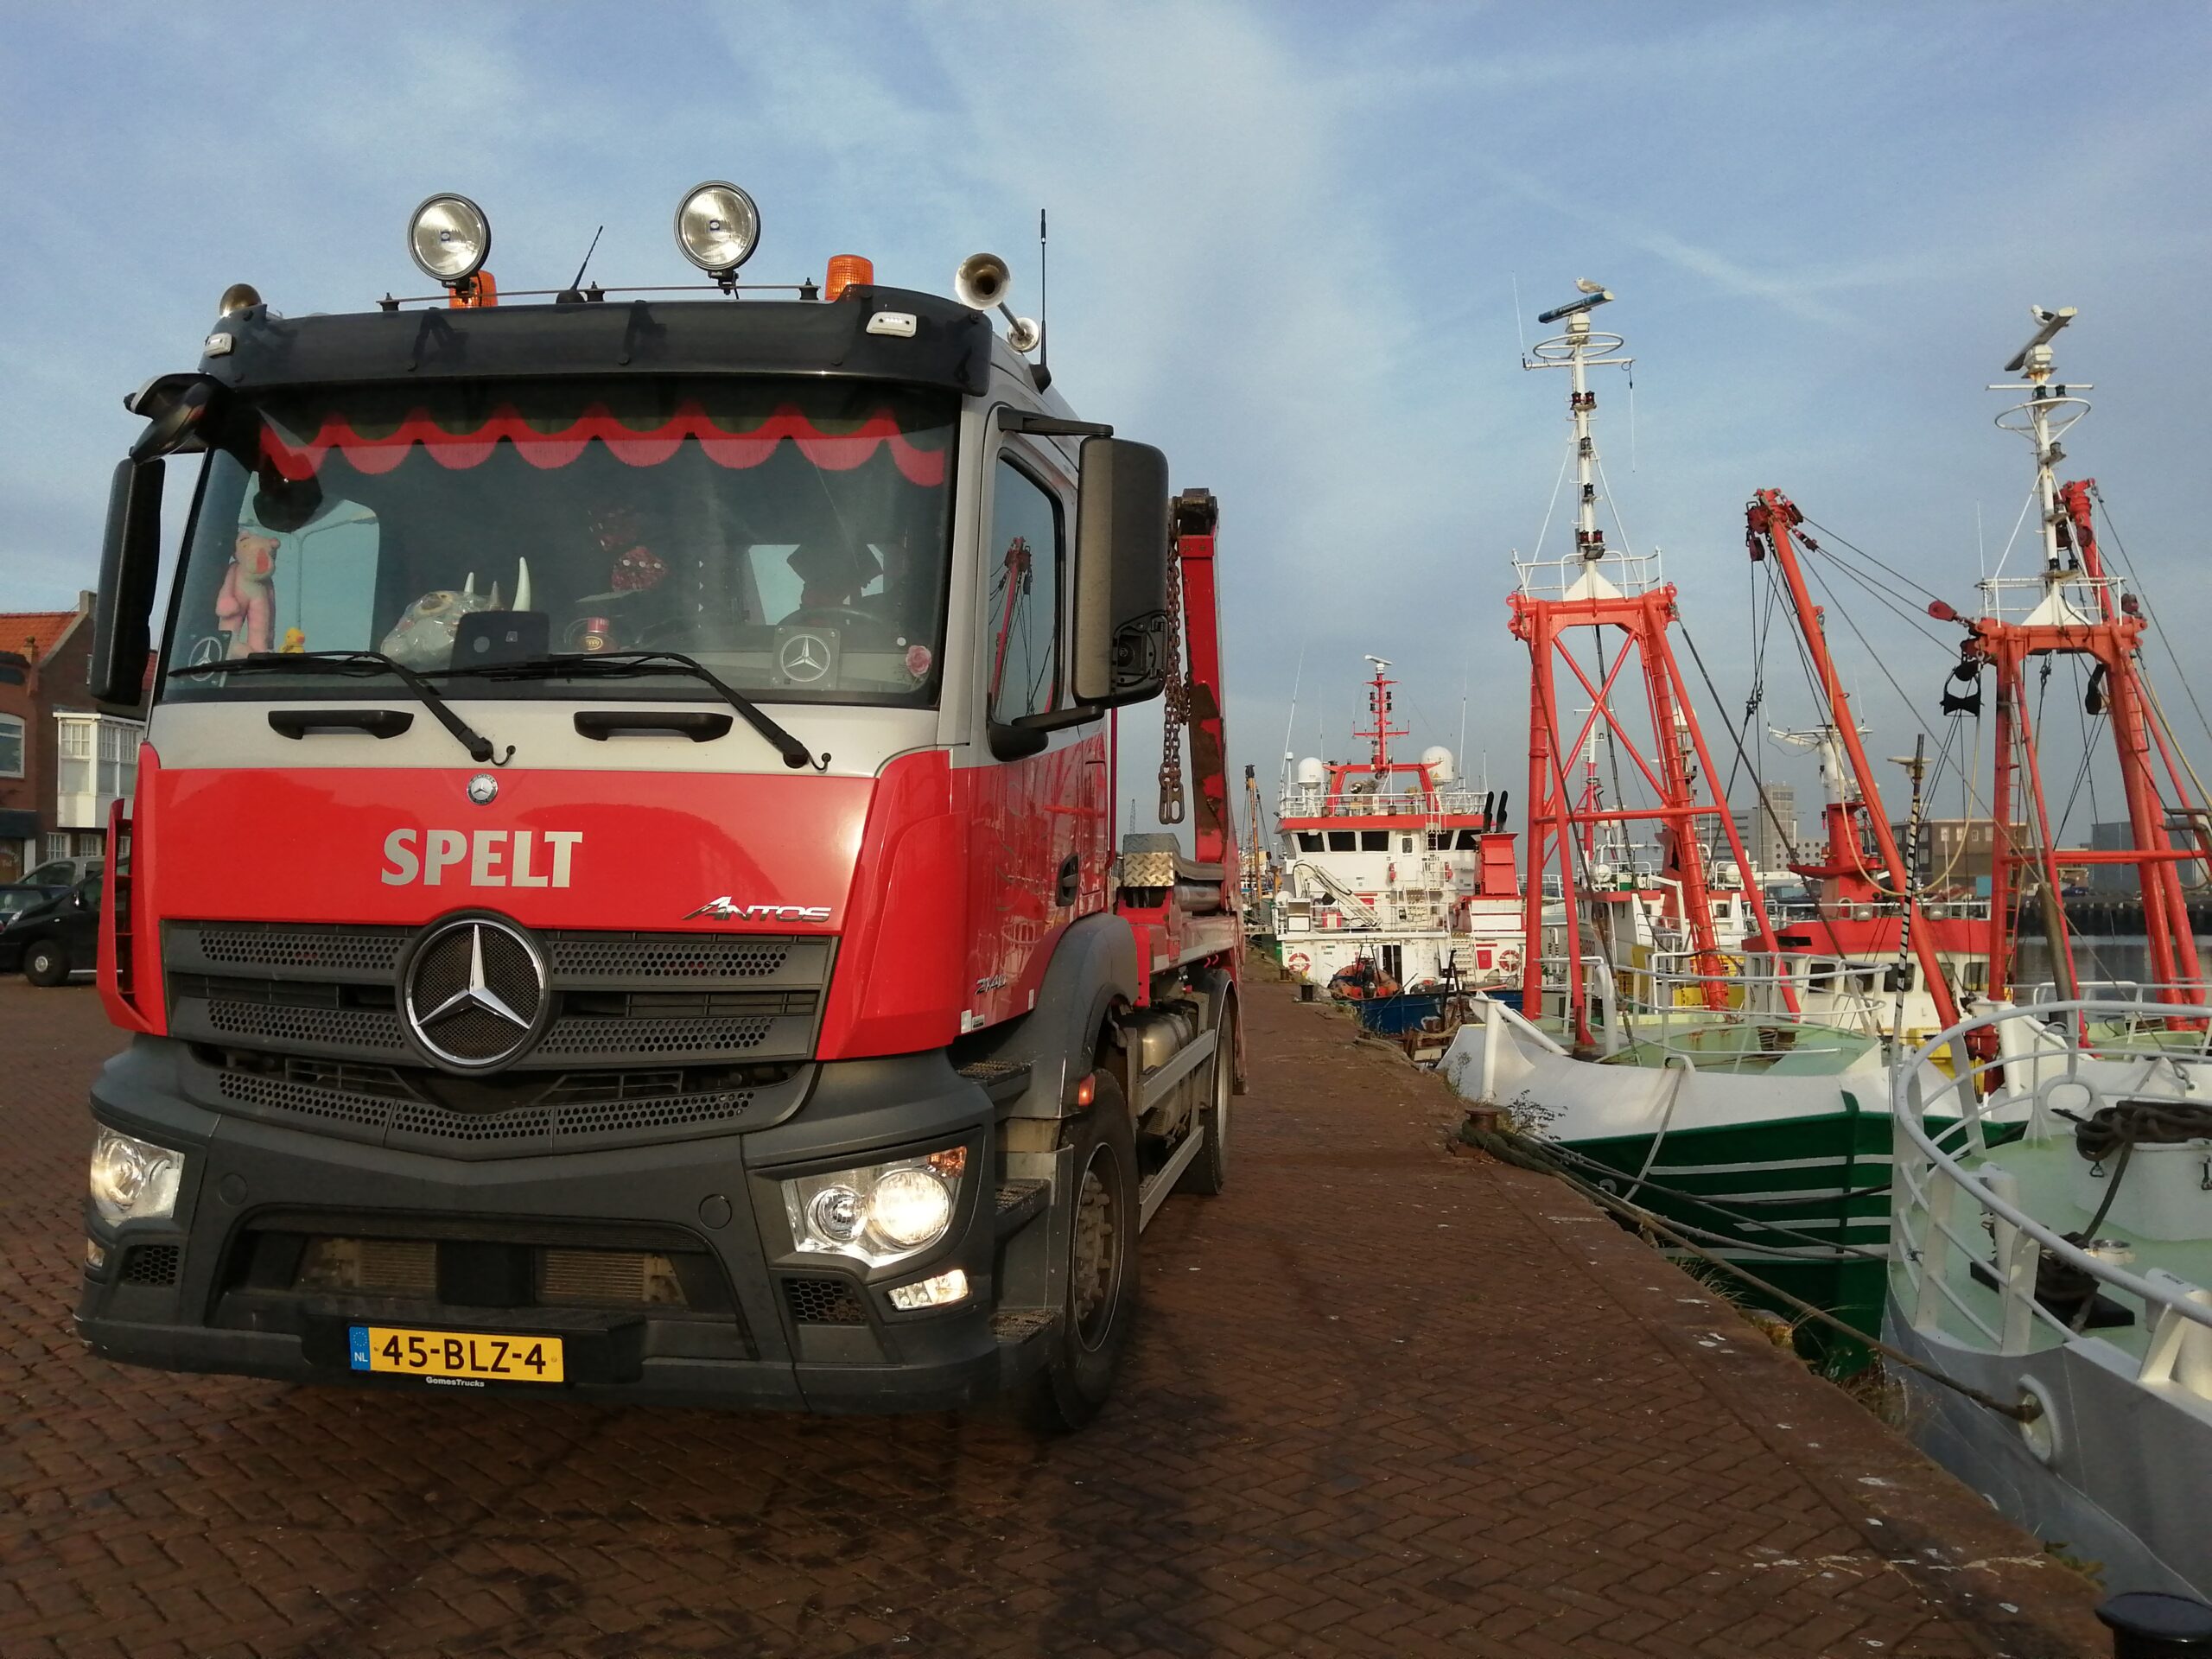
<box><xmin>1888</xmin><ymin>997</ymin><xmax>2212</xmax><ymax>1597</ymax></box>
<box><xmin>1268</xmin><ymin>658</ymin><xmax>1522</xmax><ymax>998</ymax></box>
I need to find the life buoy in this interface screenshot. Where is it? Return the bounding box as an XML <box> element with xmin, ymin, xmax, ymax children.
<box><xmin>1285</xmin><ymin>950</ymin><xmax>1313</xmax><ymax>978</ymax></box>
<box><xmin>1496</xmin><ymin>944</ymin><xmax>1523</xmax><ymax>976</ymax></box>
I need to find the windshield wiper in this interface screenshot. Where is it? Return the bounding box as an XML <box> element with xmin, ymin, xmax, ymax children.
<box><xmin>440</xmin><ymin>652</ymin><xmax>826</xmax><ymax>771</ymax></box>
<box><xmin>168</xmin><ymin>651</ymin><xmax>513</xmax><ymax>766</ymax></box>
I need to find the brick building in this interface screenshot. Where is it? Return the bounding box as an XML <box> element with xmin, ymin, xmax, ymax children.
<box><xmin>0</xmin><ymin>594</ymin><xmax>147</xmax><ymax>882</ymax></box>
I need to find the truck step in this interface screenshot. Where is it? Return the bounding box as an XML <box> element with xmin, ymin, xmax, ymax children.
<box><xmin>957</xmin><ymin>1059</ymin><xmax>1034</xmax><ymax>1104</ymax></box>
<box><xmin>991</xmin><ymin>1308</ymin><xmax>1057</xmax><ymax>1344</ymax></box>
<box><xmin>994</xmin><ymin>1179</ymin><xmax>1051</xmax><ymax>1237</ymax></box>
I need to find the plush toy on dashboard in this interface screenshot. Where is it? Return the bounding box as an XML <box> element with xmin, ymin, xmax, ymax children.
<box><xmin>217</xmin><ymin>531</ymin><xmax>280</xmax><ymax>658</ymax></box>
<box><xmin>378</xmin><ymin>560</ymin><xmax>533</xmax><ymax>671</ymax></box>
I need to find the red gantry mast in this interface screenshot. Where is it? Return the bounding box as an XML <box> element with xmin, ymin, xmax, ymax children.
<box><xmin>1946</xmin><ymin>308</ymin><xmax>2207</xmax><ymax>1011</ymax></box>
<box><xmin>1510</xmin><ymin>284</ymin><xmax>1794</xmax><ymax>1045</ymax></box>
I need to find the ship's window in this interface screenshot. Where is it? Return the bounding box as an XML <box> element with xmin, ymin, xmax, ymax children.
<box><xmin>1400</xmin><ymin>836</ymin><xmax>1415</xmax><ymax>854</ymax></box>
<box><xmin>1427</xmin><ymin>833</ymin><xmax>1449</xmax><ymax>851</ymax></box>
<box><xmin>1327</xmin><ymin>832</ymin><xmax>1356</xmax><ymax>851</ymax></box>
<box><xmin>1457</xmin><ymin>830</ymin><xmax>1480</xmax><ymax>849</ymax></box>
<box><xmin>1298</xmin><ymin>833</ymin><xmax>1324</xmax><ymax>852</ymax></box>
<box><xmin>1361</xmin><ymin>831</ymin><xmax>1388</xmax><ymax>851</ymax></box>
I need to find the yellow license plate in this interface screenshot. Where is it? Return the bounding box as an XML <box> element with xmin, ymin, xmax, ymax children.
<box><xmin>348</xmin><ymin>1325</ymin><xmax>563</xmax><ymax>1384</ymax></box>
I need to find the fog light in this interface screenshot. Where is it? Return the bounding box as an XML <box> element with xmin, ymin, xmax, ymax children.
<box><xmin>889</xmin><ymin>1268</ymin><xmax>969</xmax><ymax>1311</ymax></box>
<box><xmin>89</xmin><ymin>1128</ymin><xmax>183</xmax><ymax>1227</ymax></box>
<box><xmin>85</xmin><ymin>1238</ymin><xmax>107</xmax><ymax>1271</ymax></box>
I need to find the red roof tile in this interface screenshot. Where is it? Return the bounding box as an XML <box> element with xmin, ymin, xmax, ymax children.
<box><xmin>0</xmin><ymin>611</ymin><xmax>84</xmax><ymax>665</ymax></box>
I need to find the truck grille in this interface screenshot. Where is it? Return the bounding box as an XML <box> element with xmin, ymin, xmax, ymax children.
<box><xmin>209</xmin><ymin>1056</ymin><xmax>784</xmax><ymax>1155</ymax></box>
<box><xmin>163</xmin><ymin>921</ymin><xmax>831</xmax><ymax>1071</ymax></box>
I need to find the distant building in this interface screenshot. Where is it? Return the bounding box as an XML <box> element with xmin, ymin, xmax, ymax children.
<box><xmin>1713</xmin><ymin>782</ymin><xmax>1796</xmax><ymax>874</ymax></box>
<box><xmin>2087</xmin><ymin>817</ymin><xmax>2210</xmax><ymax>894</ymax></box>
<box><xmin>0</xmin><ymin>593</ymin><xmax>149</xmax><ymax>882</ymax></box>
<box><xmin>1914</xmin><ymin>817</ymin><xmax>2026</xmax><ymax>893</ymax></box>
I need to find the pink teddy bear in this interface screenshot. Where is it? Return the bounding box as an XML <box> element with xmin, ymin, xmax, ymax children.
<box><xmin>218</xmin><ymin>531</ymin><xmax>279</xmax><ymax>658</ymax></box>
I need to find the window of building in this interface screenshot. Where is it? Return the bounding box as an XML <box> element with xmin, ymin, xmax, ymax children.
<box><xmin>44</xmin><ymin>831</ymin><xmax>68</xmax><ymax>862</ymax></box>
<box><xmin>986</xmin><ymin>456</ymin><xmax>1064</xmax><ymax>726</ymax></box>
<box><xmin>0</xmin><ymin>712</ymin><xmax>22</xmax><ymax>779</ymax></box>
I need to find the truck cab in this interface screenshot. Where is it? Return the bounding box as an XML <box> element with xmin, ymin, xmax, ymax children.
<box><xmin>76</xmin><ymin>188</ymin><xmax>1241</xmax><ymax>1427</ymax></box>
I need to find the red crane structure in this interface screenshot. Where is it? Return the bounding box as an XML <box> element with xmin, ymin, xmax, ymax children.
<box><xmin>1948</xmin><ymin>310</ymin><xmax>2207</xmax><ymax>1010</ymax></box>
<box><xmin>1751</xmin><ymin>306</ymin><xmax>2209</xmax><ymax>1022</ymax></box>
<box><xmin>1509</xmin><ymin>285</ymin><xmax>1793</xmax><ymax>1045</ymax></box>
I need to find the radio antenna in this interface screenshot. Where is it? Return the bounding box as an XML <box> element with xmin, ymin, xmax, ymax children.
<box><xmin>1032</xmin><ymin>209</ymin><xmax>1052</xmax><ymax>392</ymax></box>
<box><xmin>559</xmin><ymin>225</ymin><xmax>605</xmax><ymax>302</ymax></box>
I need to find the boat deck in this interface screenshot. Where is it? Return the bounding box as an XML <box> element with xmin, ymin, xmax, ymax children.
<box><xmin>1935</xmin><ymin>1128</ymin><xmax>2212</xmax><ymax>1371</ymax></box>
<box><xmin>0</xmin><ymin>971</ymin><xmax>2112</xmax><ymax>1656</ymax></box>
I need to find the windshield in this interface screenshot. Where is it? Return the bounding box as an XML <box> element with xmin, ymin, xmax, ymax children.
<box><xmin>164</xmin><ymin>377</ymin><xmax>957</xmax><ymax>706</ymax></box>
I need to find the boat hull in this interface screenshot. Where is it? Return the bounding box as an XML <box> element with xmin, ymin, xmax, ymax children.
<box><xmin>1882</xmin><ymin>1297</ymin><xmax>2212</xmax><ymax>1598</ymax></box>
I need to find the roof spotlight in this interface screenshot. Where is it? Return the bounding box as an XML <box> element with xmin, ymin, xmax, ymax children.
<box><xmin>408</xmin><ymin>194</ymin><xmax>492</xmax><ymax>286</ymax></box>
<box><xmin>675</xmin><ymin>181</ymin><xmax>761</xmax><ymax>279</ymax></box>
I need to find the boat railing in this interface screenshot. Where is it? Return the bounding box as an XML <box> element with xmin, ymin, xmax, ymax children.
<box><xmin>1512</xmin><ymin>546</ymin><xmax>1665</xmax><ymax>601</ymax></box>
<box><xmin>1891</xmin><ymin>999</ymin><xmax>2212</xmax><ymax>1397</ymax></box>
<box><xmin>1280</xmin><ymin>784</ymin><xmax>1494</xmax><ymax>820</ymax></box>
<box><xmin>1974</xmin><ymin>571</ymin><xmax>2126</xmax><ymax>623</ymax></box>
<box><xmin>1533</xmin><ymin>950</ymin><xmax>1867</xmax><ymax>1062</ymax></box>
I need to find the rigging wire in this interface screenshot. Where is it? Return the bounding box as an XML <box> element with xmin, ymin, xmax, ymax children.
<box><xmin>1986</xmin><ymin>476</ymin><xmax>2042</xmax><ymax>582</ymax></box>
<box><xmin>1529</xmin><ymin>442</ymin><xmax>1573</xmax><ymax>564</ymax></box>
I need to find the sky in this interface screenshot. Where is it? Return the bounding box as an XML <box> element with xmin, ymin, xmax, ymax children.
<box><xmin>4</xmin><ymin>2</ymin><xmax>2209</xmax><ymax>855</ymax></box>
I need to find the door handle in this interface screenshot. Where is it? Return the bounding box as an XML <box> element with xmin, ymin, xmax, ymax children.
<box><xmin>1056</xmin><ymin>853</ymin><xmax>1081</xmax><ymax>906</ymax></box>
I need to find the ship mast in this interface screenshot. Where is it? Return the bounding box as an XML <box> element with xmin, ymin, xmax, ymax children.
<box><xmin>1511</xmin><ymin>285</ymin><xmax>1796</xmax><ymax>1043</ymax></box>
<box><xmin>1959</xmin><ymin>308</ymin><xmax>2208</xmax><ymax>1013</ymax></box>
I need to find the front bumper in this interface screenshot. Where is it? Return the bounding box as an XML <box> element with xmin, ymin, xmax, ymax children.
<box><xmin>77</xmin><ymin>1038</ymin><xmax>1053</xmax><ymax>1412</ymax></box>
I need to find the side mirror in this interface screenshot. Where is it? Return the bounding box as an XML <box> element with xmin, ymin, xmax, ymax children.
<box><xmin>92</xmin><ymin>459</ymin><xmax>164</xmax><ymax>706</ymax></box>
<box><xmin>126</xmin><ymin>373</ymin><xmax>223</xmax><ymax>463</ymax></box>
<box><xmin>1068</xmin><ymin>436</ymin><xmax>1170</xmax><ymax>708</ymax></box>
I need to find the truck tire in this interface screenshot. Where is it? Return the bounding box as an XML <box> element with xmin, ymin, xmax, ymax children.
<box><xmin>23</xmin><ymin>942</ymin><xmax>68</xmax><ymax>987</ymax></box>
<box><xmin>1175</xmin><ymin>1020</ymin><xmax>1231</xmax><ymax>1196</ymax></box>
<box><xmin>1018</xmin><ymin>1075</ymin><xmax>1138</xmax><ymax>1433</ymax></box>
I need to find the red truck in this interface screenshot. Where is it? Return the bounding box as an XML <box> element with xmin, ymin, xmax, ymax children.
<box><xmin>75</xmin><ymin>186</ymin><xmax>1242</xmax><ymax>1428</ymax></box>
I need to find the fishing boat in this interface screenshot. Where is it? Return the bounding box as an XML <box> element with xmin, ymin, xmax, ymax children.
<box><xmin>1442</xmin><ymin>283</ymin><xmax>1912</xmax><ymax>1341</ymax></box>
<box><xmin>1267</xmin><ymin>658</ymin><xmax>1522</xmax><ymax>1007</ymax></box>
<box><xmin>1878</xmin><ymin>306</ymin><xmax>2212</xmax><ymax>1597</ymax></box>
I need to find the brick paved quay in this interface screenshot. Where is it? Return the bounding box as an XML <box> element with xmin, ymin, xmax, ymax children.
<box><xmin>0</xmin><ymin>971</ymin><xmax>2108</xmax><ymax>1659</ymax></box>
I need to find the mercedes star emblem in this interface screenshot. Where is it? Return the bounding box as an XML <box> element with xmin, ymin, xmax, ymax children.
<box><xmin>467</xmin><ymin>772</ymin><xmax>499</xmax><ymax>804</ymax></box>
<box><xmin>779</xmin><ymin>632</ymin><xmax>830</xmax><ymax>684</ymax></box>
<box><xmin>402</xmin><ymin>917</ymin><xmax>548</xmax><ymax>1070</ymax></box>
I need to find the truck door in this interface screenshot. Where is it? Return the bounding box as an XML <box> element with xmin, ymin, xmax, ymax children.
<box><xmin>964</xmin><ymin>442</ymin><xmax>1106</xmax><ymax>1027</ymax></box>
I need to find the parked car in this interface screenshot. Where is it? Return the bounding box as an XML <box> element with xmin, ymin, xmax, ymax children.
<box><xmin>19</xmin><ymin>855</ymin><xmax>102</xmax><ymax>890</ymax></box>
<box><xmin>1</xmin><ymin>876</ymin><xmax>102</xmax><ymax>984</ymax></box>
<box><xmin>0</xmin><ymin>882</ymin><xmax>61</xmax><ymax>919</ymax></box>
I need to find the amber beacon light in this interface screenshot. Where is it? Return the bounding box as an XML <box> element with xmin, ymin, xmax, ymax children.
<box><xmin>823</xmin><ymin>254</ymin><xmax>874</xmax><ymax>302</ymax></box>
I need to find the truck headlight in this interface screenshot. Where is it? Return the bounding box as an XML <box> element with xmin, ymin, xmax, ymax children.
<box><xmin>781</xmin><ymin>1149</ymin><xmax>963</xmax><ymax>1268</ymax></box>
<box><xmin>89</xmin><ymin>1128</ymin><xmax>184</xmax><ymax>1227</ymax></box>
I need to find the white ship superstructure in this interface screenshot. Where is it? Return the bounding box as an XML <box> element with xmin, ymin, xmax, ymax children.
<box><xmin>1270</xmin><ymin>660</ymin><xmax>1522</xmax><ymax>996</ymax></box>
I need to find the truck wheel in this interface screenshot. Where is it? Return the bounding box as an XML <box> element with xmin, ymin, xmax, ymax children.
<box><xmin>1176</xmin><ymin>1019</ymin><xmax>1231</xmax><ymax>1196</ymax></box>
<box><xmin>1018</xmin><ymin>1075</ymin><xmax>1138</xmax><ymax>1433</ymax></box>
<box><xmin>23</xmin><ymin>942</ymin><xmax>68</xmax><ymax>987</ymax></box>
